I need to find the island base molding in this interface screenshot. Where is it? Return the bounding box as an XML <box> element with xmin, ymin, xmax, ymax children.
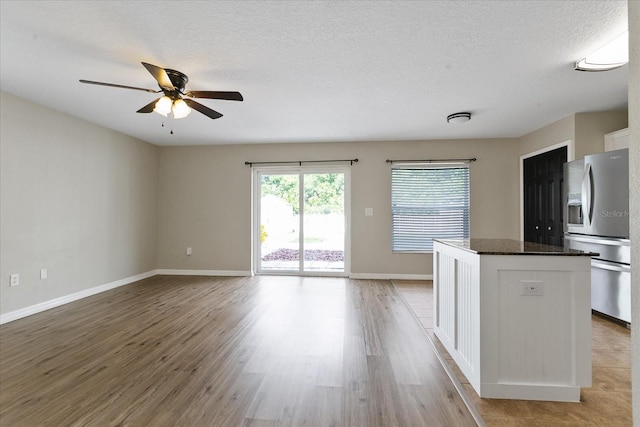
<box><xmin>478</xmin><ymin>383</ymin><xmax>581</xmax><ymax>403</ymax></box>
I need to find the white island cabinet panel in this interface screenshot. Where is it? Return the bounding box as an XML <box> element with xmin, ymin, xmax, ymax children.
<box><xmin>433</xmin><ymin>239</ymin><xmax>594</xmax><ymax>402</ymax></box>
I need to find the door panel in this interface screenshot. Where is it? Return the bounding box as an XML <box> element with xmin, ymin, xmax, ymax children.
<box><xmin>259</xmin><ymin>172</ymin><xmax>300</xmax><ymax>272</ymax></box>
<box><xmin>303</xmin><ymin>173</ymin><xmax>345</xmax><ymax>273</ymax></box>
<box><xmin>524</xmin><ymin>147</ymin><xmax>567</xmax><ymax>245</ymax></box>
<box><xmin>585</xmin><ymin>149</ymin><xmax>629</xmax><ymax>238</ymax></box>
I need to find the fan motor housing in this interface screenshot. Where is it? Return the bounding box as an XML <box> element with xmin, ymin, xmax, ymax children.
<box><xmin>165</xmin><ymin>69</ymin><xmax>189</xmax><ymax>92</ymax></box>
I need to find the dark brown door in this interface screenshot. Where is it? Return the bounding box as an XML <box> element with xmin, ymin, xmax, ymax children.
<box><xmin>523</xmin><ymin>147</ymin><xmax>567</xmax><ymax>246</ymax></box>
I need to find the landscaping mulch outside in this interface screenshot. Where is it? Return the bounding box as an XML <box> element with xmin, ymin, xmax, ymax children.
<box><xmin>262</xmin><ymin>248</ymin><xmax>344</xmax><ymax>262</ymax></box>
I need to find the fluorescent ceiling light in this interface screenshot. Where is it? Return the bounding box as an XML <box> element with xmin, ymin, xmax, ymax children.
<box><xmin>575</xmin><ymin>30</ymin><xmax>628</xmax><ymax>72</ymax></box>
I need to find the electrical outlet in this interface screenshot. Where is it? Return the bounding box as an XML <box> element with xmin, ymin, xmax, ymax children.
<box><xmin>521</xmin><ymin>281</ymin><xmax>544</xmax><ymax>296</ymax></box>
<box><xmin>40</xmin><ymin>268</ymin><xmax>48</xmax><ymax>280</ymax></box>
<box><xmin>10</xmin><ymin>274</ymin><xmax>19</xmax><ymax>287</ymax></box>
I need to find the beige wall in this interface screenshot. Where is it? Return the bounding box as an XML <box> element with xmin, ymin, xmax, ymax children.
<box><xmin>574</xmin><ymin>111</ymin><xmax>629</xmax><ymax>159</ymax></box>
<box><xmin>156</xmin><ymin>138</ymin><xmax>520</xmax><ymax>276</ymax></box>
<box><xmin>0</xmin><ymin>91</ymin><xmax>627</xmax><ymax>313</ymax></box>
<box><xmin>0</xmin><ymin>92</ymin><xmax>158</xmax><ymax>315</ymax></box>
<box><xmin>628</xmin><ymin>0</ymin><xmax>639</xmax><ymax>423</ymax></box>
<box><xmin>519</xmin><ymin>110</ymin><xmax>628</xmax><ymax>161</ymax></box>
<box><xmin>519</xmin><ymin>114</ymin><xmax>575</xmax><ymax>158</ymax></box>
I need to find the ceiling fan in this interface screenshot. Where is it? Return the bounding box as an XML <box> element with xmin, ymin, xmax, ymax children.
<box><xmin>79</xmin><ymin>62</ymin><xmax>243</xmax><ymax>120</ymax></box>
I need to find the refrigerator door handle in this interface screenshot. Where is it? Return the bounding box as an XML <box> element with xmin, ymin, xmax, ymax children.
<box><xmin>591</xmin><ymin>260</ymin><xmax>631</xmax><ymax>273</ymax></box>
<box><xmin>582</xmin><ymin>163</ymin><xmax>593</xmax><ymax>225</ymax></box>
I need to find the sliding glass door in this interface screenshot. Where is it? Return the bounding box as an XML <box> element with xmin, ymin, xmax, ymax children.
<box><xmin>255</xmin><ymin>167</ymin><xmax>349</xmax><ymax>275</ymax></box>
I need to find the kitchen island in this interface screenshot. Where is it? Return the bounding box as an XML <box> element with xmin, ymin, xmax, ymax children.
<box><xmin>433</xmin><ymin>239</ymin><xmax>596</xmax><ymax>402</ymax></box>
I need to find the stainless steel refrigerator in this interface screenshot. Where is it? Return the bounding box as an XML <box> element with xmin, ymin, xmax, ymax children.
<box><xmin>563</xmin><ymin>148</ymin><xmax>631</xmax><ymax>324</ymax></box>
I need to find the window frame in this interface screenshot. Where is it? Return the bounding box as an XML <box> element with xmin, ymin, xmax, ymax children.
<box><xmin>390</xmin><ymin>163</ymin><xmax>471</xmax><ymax>253</ymax></box>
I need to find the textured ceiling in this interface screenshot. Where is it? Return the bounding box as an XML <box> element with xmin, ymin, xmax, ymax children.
<box><xmin>0</xmin><ymin>1</ymin><xmax>629</xmax><ymax>146</ymax></box>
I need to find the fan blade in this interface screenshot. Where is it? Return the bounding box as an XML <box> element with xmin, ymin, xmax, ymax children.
<box><xmin>141</xmin><ymin>62</ymin><xmax>174</xmax><ymax>90</ymax></box>
<box><xmin>136</xmin><ymin>98</ymin><xmax>161</xmax><ymax>113</ymax></box>
<box><xmin>184</xmin><ymin>91</ymin><xmax>243</xmax><ymax>101</ymax></box>
<box><xmin>79</xmin><ymin>80</ymin><xmax>159</xmax><ymax>93</ymax></box>
<box><xmin>183</xmin><ymin>99</ymin><xmax>223</xmax><ymax>120</ymax></box>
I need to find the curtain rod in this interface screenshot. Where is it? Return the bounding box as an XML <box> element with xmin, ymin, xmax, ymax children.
<box><xmin>245</xmin><ymin>158</ymin><xmax>359</xmax><ymax>166</ymax></box>
<box><xmin>386</xmin><ymin>157</ymin><xmax>476</xmax><ymax>164</ymax></box>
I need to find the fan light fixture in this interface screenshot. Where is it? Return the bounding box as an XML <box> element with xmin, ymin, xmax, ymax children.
<box><xmin>153</xmin><ymin>96</ymin><xmax>192</xmax><ymax>119</ymax></box>
<box><xmin>172</xmin><ymin>99</ymin><xmax>191</xmax><ymax>119</ymax></box>
<box><xmin>447</xmin><ymin>112</ymin><xmax>471</xmax><ymax>124</ymax></box>
<box><xmin>574</xmin><ymin>30</ymin><xmax>628</xmax><ymax>72</ymax></box>
<box><xmin>153</xmin><ymin>96</ymin><xmax>172</xmax><ymax>116</ymax></box>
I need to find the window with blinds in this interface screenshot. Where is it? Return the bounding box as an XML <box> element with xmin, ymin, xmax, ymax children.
<box><xmin>391</xmin><ymin>165</ymin><xmax>470</xmax><ymax>252</ymax></box>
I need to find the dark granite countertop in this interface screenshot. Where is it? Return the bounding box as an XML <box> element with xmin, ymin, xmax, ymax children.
<box><xmin>434</xmin><ymin>239</ymin><xmax>599</xmax><ymax>256</ymax></box>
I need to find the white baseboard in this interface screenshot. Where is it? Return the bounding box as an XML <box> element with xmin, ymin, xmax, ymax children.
<box><xmin>0</xmin><ymin>270</ymin><xmax>157</xmax><ymax>325</ymax></box>
<box><xmin>1</xmin><ymin>270</ymin><xmax>424</xmax><ymax>325</ymax></box>
<box><xmin>349</xmin><ymin>273</ymin><xmax>433</xmax><ymax>281</ymax></box>
<box><xmin>156</xmin><ymin>269</ymin><xmax>253</xmax><ymax>277</ymax></box>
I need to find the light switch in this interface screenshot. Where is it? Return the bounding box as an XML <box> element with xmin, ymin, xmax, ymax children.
<box><xmin>40</xmin><ymin>268</ymin><xmax>48</xmax><ymax>280</ymax></box>
<box><xmin>365</xmin><ymin>208</ymin><xmax>374</xmax><ymax>216</ymax></box>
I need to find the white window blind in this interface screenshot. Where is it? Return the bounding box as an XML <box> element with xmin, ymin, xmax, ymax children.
<box><xmin>391</xmin><ymin>165</ymin><xmax>470</xmax><ymax>252</ymax></box>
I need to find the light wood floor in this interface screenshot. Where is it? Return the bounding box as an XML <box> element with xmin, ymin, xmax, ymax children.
<box><xmin>393</xmin><ymin>280</ymin><xmax>633</xmax><ymax>427</ymax></box>
<box><xmin>0</xmin><ymin>275</ymin><xmax>478</xmax><ymax>426</ymax></box>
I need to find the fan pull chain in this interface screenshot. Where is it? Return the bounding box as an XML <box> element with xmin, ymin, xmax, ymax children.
<box><xmin>159</xmin><ymin>117</ymin><xmax>174</xmax><ymax>135</ymax></box>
